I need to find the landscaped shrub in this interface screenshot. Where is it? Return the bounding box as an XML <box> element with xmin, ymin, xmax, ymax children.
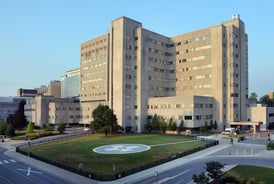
<box><xmin>267</xmin><ymin>142</ymin><xmax>274</xmax><ymax>150</ymax></box>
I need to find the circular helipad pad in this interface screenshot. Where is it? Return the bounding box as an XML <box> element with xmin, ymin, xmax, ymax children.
<box><xmin>93</xmin><ymin>144</ymin><xmax>151</xmax><ymax>154</ymax></box>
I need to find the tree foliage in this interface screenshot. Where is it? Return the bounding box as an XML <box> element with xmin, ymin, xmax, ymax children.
<box><xmin>205</xmin><ymin>161</ymin><xmax>225</xmax><ymax>179</ymax></box>
<box><xmin>5</xmin><ymin>124</ymin><xmax>15</xmax><ymax>137</ymax></box>
<box><xmin>259</xmin><ymin>94</ymin><xmax>274</xmax><ymax>107</ymax></box>
<box><xmin>91</xmin><ymin>104</ymin><xmax>119</xmax><ymax>135</ymax></box>
<box><xmin>151</xmin><ymin>114</ymin><xmax>160</xmax><ymax>130</ymax></box>
<box><xmin>26</xmin><ymin>122</ymin><xmax>34</xmax><ymax>135</ymax></box>
<box><xmin>0</xmin><ymin>120</ymin><xmax>7</xmax><ymax>135</ymax></box>
<box><xmin>192</xmin><ymin>172</ymin><xmax>209</xmax><ymax>184</ymax></box>
<box><xmin>57</xmin><ymin>122</ymin><xmax>65</xmax><ymax>134</ymax></box>
<box><xmin>249</xmin><ymin>92</ymin><xmax>258</xmax><ymax>102</ymax></box>
<box><xmin>7</xmin><ymin>100</ymin><xmax>27</xmax><ymax>129</ymax></box>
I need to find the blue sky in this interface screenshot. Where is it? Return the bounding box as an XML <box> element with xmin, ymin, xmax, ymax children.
<box><xmin>0</xmin><ymin>0</ymin><xmax>273</xmax><ymax>98</ymax></box>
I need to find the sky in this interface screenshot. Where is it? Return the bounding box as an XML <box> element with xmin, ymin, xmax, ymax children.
<box><xmin>0</xmin><ymin>0</ymin><xmax>273</xmax><ymax>98</ymax></box>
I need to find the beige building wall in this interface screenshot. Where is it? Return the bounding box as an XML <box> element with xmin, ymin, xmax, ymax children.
<box><xmin>46</xmin><ymin>80</ymin><xmax>61</xmax><ymax>98</ymax></box>
<box><xmin>80</xmin><ymin>34</ymin><xmax>109</xmax><ymax>124</ymax></box>
<box><xmin>148</xmin><ymin>96</ymin><xmax>214</xmax><ymax>128</ymax></box>
<box><xmin>172</xmin><ymin>15</ymin><xmax>248</xmax><ymax>128</ymax></box>
<box><xmin>79</xmin><ymin>15</ymin><xmax>248</xmax><ymax>132</ymax></box>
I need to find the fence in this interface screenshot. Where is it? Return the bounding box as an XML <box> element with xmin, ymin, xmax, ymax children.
<box><xmin>16</xmin><ymin>136</ymin><xmax>217</xmax><ymax>181</ymax></box>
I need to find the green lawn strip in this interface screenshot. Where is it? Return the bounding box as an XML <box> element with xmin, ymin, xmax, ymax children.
<box><xmin>22</xmin><ymin>134</ymin><xmax>209</xmax><ymax>175</ymax></box>
<box><xmin>222</xmin><ymin>165</ymin><xmax>274</xmax><ymax>183</ymax></box>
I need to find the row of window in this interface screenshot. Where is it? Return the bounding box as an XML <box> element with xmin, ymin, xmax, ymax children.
<box><xmin>195</xmin><ymin>115</ymin><xmax>213</xmax><ymax>120</ymax></box>
<box><xmin>81</xmin><ymin>38</ymin><xmax>107</xmax><ymax>50</ymax></box>
<box><xmin>176</xmin><ymin>35</ymin><xmax>211</xmax><ymax>46</ymax></box>
<box><xmin>177</xmin><ymin>84</ymin><xmax>212</xmax><ymax>90</ymax></box>
<box><xmin>82</xmin><ymin>62</ymin><xmax>107</xmax><ymax>70</ymax></box>
<box><xmin>148</xmin><ymin>48</ymin><xmax>173</xmax><ymax>56</ymax></box>
<box><xmin>81</xmin><ymin>46</ymin><xmax>107</xmax><ymax>56</ymax></box>
<box><xmin>50</xmin><ymin>107</ymin><xmax>81</xmax><ymax>111</ymax></box>
<box><xmin>150</xmin><ymin>86</ymin><xmax>175</xmax><ymax>92</ymax></box>
<box><xmin>148</xmin><ymin>103</ymin><xmax>194</xmax><ymax>109</ymax></box>
<box><xmin>194</xmin><ymin>103</ymin><xmax>213</xmax><ymax>108</ymax></box>
<box><xmin>49</xmin><ymin>115</ymin><xmax>81</xmax><ymax>119</ymax></box>
<box><xmin>81</xmin><ymin>77</ymin><xmax>104</xmax><ymax>84</ymax></box>
<box><xmin>178</xmin><ymin>54</ymin><xmax>211</xmax><ymax>63</ymax></box>
<box><xmin>80</xmin><ymin>92</ymin><xmax>106</xmax><ymax>97</ymax></box>
<box><xmin>176</xmin><ymin>64</ymin><xmax>212</xmax><ymax>72</ymax></box>
<box><xmin>148</xmin><ymin>38</ymin><xmax>174</xmax><ymax>48</ymax></box>
<box><xmin>148</xmin><ymin>66</ymin><xmax>174</xmax><ymax>73</ymax></box>
<box><xmin>81</xmin><ymin>55</ymin><xmax>106</xmax><ymax>64</ymax></box>
<box><xmin>176</xmin><ymin>74</ymin><xmax>212</xmax><ymax>81</ymax></box>
<box><xmin>148</xmin><ymin>57</ymin><xmax>173</xmax><ymax>65</ymax></box>
<box><xmin>81</xmin><ymin>70</ymin><xmax>105</xmax><ymax>77</ymax></box>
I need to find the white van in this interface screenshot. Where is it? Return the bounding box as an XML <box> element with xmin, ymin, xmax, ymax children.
<box><xmin>222</xmin><ymin>128</ymin><xmax>236</xmax><ymax>135</ymax></box>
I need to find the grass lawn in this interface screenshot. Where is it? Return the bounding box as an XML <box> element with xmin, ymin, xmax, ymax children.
<box><xmin>21</xmin><ymin>134</ymin><xmax>209</xmax><ymax>176</ymax></box>
<box><xmin>222</xmin><ymin>165</ymin><xmax>274</xmax><ymax>184</ymax></box>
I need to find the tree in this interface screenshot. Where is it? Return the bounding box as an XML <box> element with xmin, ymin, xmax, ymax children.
<box><xmin>26</xmin><ymin>122</ymin><xmax>34</xmax><ymax>135</ymax></box>
<box><xmin>204</xmin><ymin>121</ymin><xmax>208</xmax><ymax>132</ymax></box>
<box><xmin>260</xmin><ymin>95</ymin><xmax>274</xmax><ymax>107</ymax></box>
<box><xmin>7</xmin><ymin>100</ymin><xmax>27</xmax><ymax>129</ymax></box>
<box><xmin>57</xmin><ymin>122</ymin><xmax>65</xmax><ymax>134</ymax></box>
<box><xmin>5</xmin><ymin>124</ymin><xmax>15</xmax><ymax>137</ymax></box>
<box><xmin>178</xmin><ymin>119</ymin><xmax>185</xmax><ymax>133</ymax></box>
<box><xmin>192</xmin><ymin>172</ymin><xmax>209</xmax><ymax>184</ymax></box>
<box><xmin>43</xmin><ymin>123</ymin><xmax>53</xmax><ymax>131</ymax></box>
<box><xmin>151</xmin><ymin>114</ymin><xmax>160</xmax><ymax>131</ymax></box>
<box><xmin>209</xmin><ymin>120</ymin><xmax>213</xmax><ymax>131</ymax></box>
<box><xmin>91</xmin><ymin>104</ymin><xmax>119</xmax><ymax>135</ymax></box>
<box><xmin>0</xmin><ymin>120</ymin><xmax>7</xmax><ymax>135</ymax></box>
<box><xmin>205</xmin><ymin>161</ymin><xmax>225</xmax><ymax>180</ymax></box>
<box><xmin>213</xmin><ymin>121</ymin><xmax>218</xmax><ymax>132</ymax></box>
<box><xmin>249</xmin><ymin>92</ymin><xmax>258</xmax><ymax>102</ymax></box>
<box><xmin>159</xmin><ymin>117</ymin><xmax>167</xmax><ymax>133</ymax></box>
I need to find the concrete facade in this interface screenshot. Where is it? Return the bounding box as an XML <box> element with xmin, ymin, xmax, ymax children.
<box><xmin>25</xmin><ymin>95</ymin><xmax>80</xmax><ymax>127</ymax></box>
<box><xmin>79</xmin><ymin>15</ymin><xmax>248</xmax><ymax>132</ymax></box>
<box><xmin>247</xmin><ymin>104</ymin><xmax>274</xmax><ymax>130</ymax></box>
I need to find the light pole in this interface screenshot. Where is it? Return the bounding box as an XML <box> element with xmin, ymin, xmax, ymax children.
<box><xmin>28</xmin><ymin>138</ymin><xmax>31</xmax><ymax>157</ymax></box>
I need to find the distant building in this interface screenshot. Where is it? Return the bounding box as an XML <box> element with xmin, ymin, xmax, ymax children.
<box><xmin>0</xmin><ymin>97</ymin><xmax>25</xmax><ymax>122</ymax></box>
<box><xmin>46</xmin><ymin>80</ymin><xmax>61</xmax><ymax>98</ymax></box>
<box><xmin>35</xmin><ymin>85</ymin><xmax>48</xmax><ymax>95</ymax></box>
<box><xmin>25</xmin><ymin>95</ymin><xmax>80</xmax><ymax>127</ymax></box>
<box><xmin>247</xmin><ymin>104</ymin><xmax>274</xmax><ymax>130</ymax></box>
<box><xmin>17</xmin><ymin>88</ymin><xmax>38</xmax><ymax>97</ymax></box>
<box><xmin>61</xmin><ymin>68</ymin><xmax>80</xmax><ymax>98</ymax></box>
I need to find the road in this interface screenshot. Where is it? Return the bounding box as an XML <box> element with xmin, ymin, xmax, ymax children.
<box><xmin>128</xmin><ymin>140</ymin><xmax>274</xmax><ymax>184</ymax></box>
<box><xmin>0</xmin><ymin>147</ymin><xmax>73</xmax><ymax>184</ymax></box>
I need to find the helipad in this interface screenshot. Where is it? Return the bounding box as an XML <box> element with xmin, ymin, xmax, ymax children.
<box><xmin>93</xmin><ymin>144</ymin><xmax>151</xmax><ymax>154</ymax></box>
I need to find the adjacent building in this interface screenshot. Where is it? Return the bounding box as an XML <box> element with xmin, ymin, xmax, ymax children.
<box><xmin>61</xmin><ymin>68</ymin><xmax>80</xmax><ymax>98</ymax></box>
<box><xmin>79</xmin><ymin>15</ymin><xmax>248</xmax><ymax>132</ymax></box>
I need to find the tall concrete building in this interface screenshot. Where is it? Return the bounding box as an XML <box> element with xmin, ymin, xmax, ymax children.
<box><xmin>46</xmin><ymin>80</ymin><xmax>61</xmax><ymax>98</ymax></box>
<box><xmin>80</xmin><ymin>15</ymin><xmax>248</xmax><ymax>132</ymax></box>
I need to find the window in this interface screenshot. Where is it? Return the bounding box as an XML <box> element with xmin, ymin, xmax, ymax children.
<box><xmin>184</xmin><ymin>115</ymin><xmax>192</xmax><ymax>120</ymax></box>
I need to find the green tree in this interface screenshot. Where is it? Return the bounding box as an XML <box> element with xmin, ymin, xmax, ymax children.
<box><xmin>204</xmin><ymin>121</ymin><xmax>208</xmax><ymax>132</ymax></box>
<box><xmin>170</xmin><ymin>119</ymin><xmax>177</xmax><ymax>131</ymax></box>
<box><xmin>151</xmin><ymin>114</ymin><xmax>160</xmax><ymax>131</ymax></box>
<box><xmin>144</xmin><ymin>121</ymin><xmax>152</xmax><ymax>133</ymax></box>
<box><xmin>249</xmin><ymin>92</ymin><xmax>258</xmax><ymax>102</ymax></box>
<box><xmin>209</xmin><ymin>120</ymin><xmax>213</xmax><ymax>131</ymax></box>
<box><xmin>43</xmin><ymin>123</ymin><xmax>53</xmax><ymax>131</ymax></box>
<box><xmin>7</xmin><ymin>100</ymin><xmax>27</xmax><ymax>129</ymax></box>
<box><xmin>159</xmin><ymin>117</ymin><xmax>167</xmax><ymax>133</ymax></box>
<box><xmin>178</xmin><ymin>119</ymin><xmax>185</xmax><ymax>133</ymax></box>
<box><xmin>213</xmin><ymin>121</ymin><xmax>218</xmax><ymax>131</ymax></box>
<box><xmin>5</xmin><ymin>124</ymin><xmax>15</xmax><ymax>137</ymax></box>
<box><xmin>57</xmin><ymin>122</ymin><xmax>65</xmax><ymax>134</ymax></box>
<box><xmin>26</xmin><ymin>122</ymin><xmax>34</xmax><ymax>135</ymax></box>
<box><xmin>260</xmin><ymin>95</ymin><xmax>274</xmax><ymax>107</ymax></box>
<box><xmin>91</xmin><ymin>104</ymin><xmax>119</xmax><ymax>135</ymax></box>
<box><xmin>192</xmin><ymin>172</ymin><xmax>209</xmax><ymax>184</ymax></box>
<box><xmin>206</xmin><ymin>161</ymin><xmax>225</xmax><ymax>180</ymax></box>
<box><xmin>0</xmin><ymin>120</ymin><xmax>7</xmax><ymax>135</ymax></box>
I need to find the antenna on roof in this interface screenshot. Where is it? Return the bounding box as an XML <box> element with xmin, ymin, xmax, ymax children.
<box><xmin>232</xmin><ymin>14</ymin><xmax>240</xmax><ymax>20</ymax></box>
